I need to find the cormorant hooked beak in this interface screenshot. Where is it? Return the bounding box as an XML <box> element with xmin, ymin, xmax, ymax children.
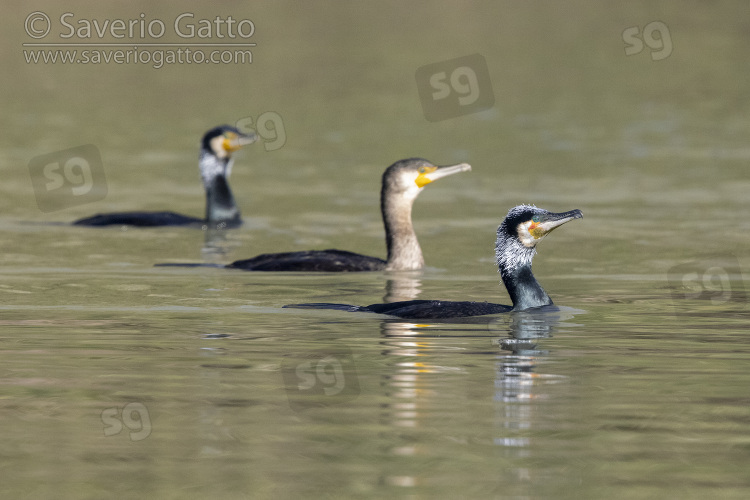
<box><xmin>521</xmin><ymin>209</ymin><xmax>582</xmax><ymax>247</ymax></box>
<box><xmin>223</xmin><ymin>130</ymin><xmax>258</xmax><ymax>152</ymax></box>
<box><xmin>415</xmin><ymin>162</ymin><xmax>471</xmax><ymax>188</ymax></box>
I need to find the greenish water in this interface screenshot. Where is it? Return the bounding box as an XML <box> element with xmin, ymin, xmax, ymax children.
<box><xmin>2</xmin><ymin>1</ymin><xmax>750</xmax><ymax>498</ymax></box>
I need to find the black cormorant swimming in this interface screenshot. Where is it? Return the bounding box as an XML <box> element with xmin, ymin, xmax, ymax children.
<box><xmin>225</xmin><ymin>158</ymin><xmax>471</xmax><ymax>272</ymax></box>
<box><xmin>284</xmin><ymin>205</ymin><xmax>582</xmax><ymax>318</ymax></box>
<box><xmin>73</xmin><ymin>125</ymin><xmax>256</xmax><ymax>228</ymax></box>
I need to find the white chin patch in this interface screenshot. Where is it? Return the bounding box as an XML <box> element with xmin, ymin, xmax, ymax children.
<box><xmin>210</xmin><ymin>136</ymin><xmax>229</xmax><ymax>159</ymax></box>
<box><xmin>404</xmin><ymin>174</ymin><xmax>424</xmax><ymax>197</ymax></box>
<box><xmin>516</xmin><ymin>222</ymin><xmax>540</xmax><ymax>248</ymax></box>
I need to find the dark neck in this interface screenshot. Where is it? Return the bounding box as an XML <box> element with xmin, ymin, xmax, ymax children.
<box><xmin>381</xmin><ymin>190</ymin><xmax>422</xmax><ymax>271</ymax></box>
<box><xmin>205</xmin><ymin>174</ymin><xmax>240</xmax><ymax>224</ymax></box>
<box><xmin>500</xmin><ymin>263</ymin><xmax>553</xmax><ymax>311</ymax></box>
<box><xmin>200</xmin><ymin>152</ymin><xmax>241</xmax><ymax>226</ymax></box>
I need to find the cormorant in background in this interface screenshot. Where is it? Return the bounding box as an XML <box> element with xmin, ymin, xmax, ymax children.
<box><xmin>73</xmin><ymin>125</ymin><xmax>256</xmax><ymax>228</ymax></box>
<box><xmin>284</xmin><ymin>205</ymin><xmax>582</xmax><ymax>318</ymax></box>
<box><xmin>225</xmin><ymin>158</ymin><xmax>471</xmax><ymax>271</ymax></box>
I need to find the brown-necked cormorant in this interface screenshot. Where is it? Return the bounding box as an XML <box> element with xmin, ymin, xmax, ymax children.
<box><xmin>284</xmin><ymin>205</ymin><xmax>582</xmax><ymax>317</ymax></box>
<box><xmin>224</xmin><ymin>158</ymin><xmax>471</xmax><ymax>271</ymax></box>
<box><xmin>73</xmin><ymin>125</ymin><xmax>256</xmax><ymax>228</ymax></box>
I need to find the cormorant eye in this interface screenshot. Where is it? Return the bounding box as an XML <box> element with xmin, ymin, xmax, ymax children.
<box><xmin>418</xmin><ymin>166</ymin><xmax>426</xmax><ymax>174</ymax></box>
<box><xmin>531</xmin><ymin>215</ymin><xmax>541</xmax><ymax>223</ymax></box>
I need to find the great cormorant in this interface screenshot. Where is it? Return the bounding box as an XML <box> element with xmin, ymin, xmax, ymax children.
<box><xmin>284</xmin><ymin>205</ymin><xmax>582</xmax><ymax>318</ymax></box>
<box><xmin>73</xmin><ymin>125</ymin><xmax>256</xmax><ymax>228</ymax></box>
<box><xmin>224</xmin><ymin>158</ymin><xmax>471</xmax><ymax>271</ymax></box>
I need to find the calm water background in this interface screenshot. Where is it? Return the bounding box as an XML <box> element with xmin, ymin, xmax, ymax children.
<box><xmin>1</xmin><ymin>1</ymin><xmax>750</xmax><ymax>498</ymax></box>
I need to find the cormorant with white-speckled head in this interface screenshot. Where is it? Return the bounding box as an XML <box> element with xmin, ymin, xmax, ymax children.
<box><xmin>73</xmin><ymin>125</ymin><xmax>256</xmax><ymax>228</ymax></box>
<box><xmin>285</xmin><ymin>205</ymin><xmax>582</xmax><ymax>317</ymax></box>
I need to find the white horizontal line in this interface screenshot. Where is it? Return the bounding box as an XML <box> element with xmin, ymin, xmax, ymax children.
<box><xmin>22</xmin><ymin>43</ymin><xmax>256</xmax><ymax>47</ymax></box>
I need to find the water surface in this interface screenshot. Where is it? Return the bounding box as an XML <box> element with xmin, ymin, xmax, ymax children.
<box><xmin>1</xmin><ymin>1</ymin><xmax>750</xmax><ymax>498</ymax></box>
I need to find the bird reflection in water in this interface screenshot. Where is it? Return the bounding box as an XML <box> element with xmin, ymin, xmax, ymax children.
<box><xmin>377</xmin><ymin>307</ymin><xmax>582</xmax><ymax>489</ymax></box>
<box><xmin>492</xmin><ymin>307</ymin><xmax>581</xmax><ymax>487</ymax></box>
<box><xmin>382</xmin><ymin>273</ymin><xmax>423</xmax><ymax>302</ymax></box>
